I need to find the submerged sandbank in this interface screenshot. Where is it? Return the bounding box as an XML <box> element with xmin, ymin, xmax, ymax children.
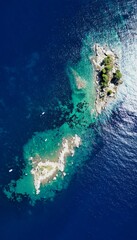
<box><xmin>30</xmin><ymin>134</ymin><xmax>81</xmax><ymax>194</ymax></box>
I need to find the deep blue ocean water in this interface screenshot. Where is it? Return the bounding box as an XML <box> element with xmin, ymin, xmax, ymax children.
<box><xmin>0</xmin><ymin>0</ymin><xmax>137</xmax><ymax>239</ymax></box>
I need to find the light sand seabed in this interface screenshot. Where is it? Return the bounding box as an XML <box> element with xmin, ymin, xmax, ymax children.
<box><xmin>30</xmin><ymin>134</ymin><xmax>81</xmax><ymax>194</ymax></box>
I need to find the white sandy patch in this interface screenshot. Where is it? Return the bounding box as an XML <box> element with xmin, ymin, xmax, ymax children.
<box><xmin>30</xmin><ymin>134</ymin><xmax>81</xmax><ymax>194</ymax></box>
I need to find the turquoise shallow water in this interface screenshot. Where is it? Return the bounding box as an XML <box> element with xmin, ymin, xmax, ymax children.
<box><xmin>4</xmin><ymin>27</ymin><xmax>122</xmax><ymax>203</ymax></box>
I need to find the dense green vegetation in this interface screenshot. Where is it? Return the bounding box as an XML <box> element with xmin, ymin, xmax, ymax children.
<box><xmin>114</xmin><ymin>70</ymin><xmax>122</xmax><ymax>80</ymax></box>
<box><xmin>100</xmin><ymin>55</ymin><xmax>113</xmax><ymax>89</ymax></box>
<box><xmin>111</xmin><ymin>69</ymin><xmax>122</xmax><ymax>85</ymax></box>
<box><xmin>101</xmin><ymin>73</ymin><xmax>109</xmax><ymax>88</ymax></box>
<box><xmin>105</xmin><ymin>64</ymin><xmax>113</xmax><ymax>71</ymax></box>
<box><xmin>100</xmin><ymin>55</ymin><xmax>122</xmax><ymax>89</ymax></box>
<box><xmin>103</xmin><ymin>55</ymin><xmax>112</xmax><ymax>65</ymax></box>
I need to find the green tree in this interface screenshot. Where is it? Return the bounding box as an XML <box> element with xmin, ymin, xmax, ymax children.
<box><xmin>102</xmin><ymin>68</ymin><xmax>106</xmax><ymax>74</ymax></box>
<box><xmin>105</xmin><ymin>65</ymin><xmax>113</xmax><ymax>72</ymax></box>
<box><xmin>114</xmin><ymin>70</ymin><xmax>122</xmax><ymax>80</ymax></box>
<box><xmin>103</xmin><ymin>55</ymin><xmax>112</xmax><ymax>65</ymax></box>
<box><xmin>102</xmin><ymin>74</ymin><xmax>108</xmax><ymax>82</ymax></box>
<box><xmin>107</xmin><ymin>90</ymin><xmax>113</xmax><ymax>96</ymax></box>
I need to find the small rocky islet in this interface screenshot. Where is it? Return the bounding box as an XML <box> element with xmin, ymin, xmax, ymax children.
<box><xmin>91</xmin><ymin>44</ymin><xmax>123</xmax><ymax>114</ymax></box>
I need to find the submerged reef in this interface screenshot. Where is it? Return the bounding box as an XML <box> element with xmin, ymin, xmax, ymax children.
<box><xmin>4</xmin><ymin>43</ymin><xmax>123</xmax><ymax>203</ymax></box>
<box><xmin>30</xmin><ymin>134</ymin><xmax>81</xmax><ymax>194</ymax></box>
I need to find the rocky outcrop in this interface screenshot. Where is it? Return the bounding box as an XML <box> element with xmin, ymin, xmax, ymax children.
<box><xmin>91</xmin><ymin>44</ymin><xmax>123</xmax><ymax>114</ymax></box>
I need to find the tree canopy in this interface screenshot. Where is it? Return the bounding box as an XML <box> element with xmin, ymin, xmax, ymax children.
<box><xmin>114</xmin><ymin>70</ymin><xmax>122</xmax><ymax>80</ymax></box>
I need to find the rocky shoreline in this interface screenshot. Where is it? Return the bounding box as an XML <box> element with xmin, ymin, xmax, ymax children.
<box><xmin>91</xmin><ymin>44</ymin><xmax>123</xmax><ymax>114</ymax></box>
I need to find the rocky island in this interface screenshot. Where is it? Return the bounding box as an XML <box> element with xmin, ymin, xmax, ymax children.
<box><xmin>91</xmin><ymin>44</ymin><xmax>123</xmax><ymax>114</ymax></box>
